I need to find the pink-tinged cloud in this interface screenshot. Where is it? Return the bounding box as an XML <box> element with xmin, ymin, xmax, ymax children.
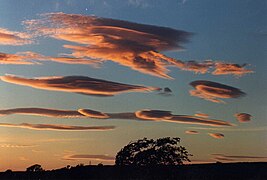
<box><xmin>235</xmin><ymin>113</ymin><xmax>252</xmax><ymax>123</ymax></box>
<box><xmin>190</xmin><ymin>80</ymin><xmax>246</xmax><ymax>103</ymax></box>
<box><xmin>63</xmin><ymin>154</ymin><xmax>114</xmax><ymax>161</ymax></box>
<box><xmin>0</xmin><ymin>74</ymin><xmax>159</xmax><ymax>96</ymax></box>
<box><xmin>212</xmin><ymin>62</ymin><xmax>253</xmax><ymax>76</ymax></box>
<box><xmin>0</xmin><ymin>122</ymin><xmax>115</xmax><ymax>131</ymax></box>
<box><xmin>0</xmin><ymin>28</ymin><xmax>32</xmax><ymax>46</ymax></box>
<box><xmin>208</xmin><ymin>133</ymin><xmax>224</xmax><ymax>139</ymax></box>
<box><xmin>185</xmin><ymin>130</ymin><xmax>199</xmax><ymax>134</ymax></box>
<box><xmin>0</xmin><ymin>107</ymin><xmax>84</xmax><ymax>118</ymax></box>
<box><xmin>211</xmin><ymin>154</ymin><xmax>267</xmax><ymax>162</ymax></box>
<box><xmin>78</xmin><ymin>109</ymin><xmax>109</xmax><ymax>119</ymax></box>
<box><xmin>23</xmin><ymin>13</ymin><xmax>253</xmax><ymax>78</ymax></box>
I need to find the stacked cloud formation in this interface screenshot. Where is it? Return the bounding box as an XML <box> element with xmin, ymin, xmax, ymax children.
<box><xmin>235</xmin><ymin>113</ymin><xmax>252</xmax><ymax>123</ymax></box>
<box><xmin>22</xmin><ymin>13</ymin><xmax>252</xmax><ymax>78</ymax></box>
<box><xmin>190</xmin><ymin>80</ymin><xmax>246</xmax><ymax>103</ymax></box>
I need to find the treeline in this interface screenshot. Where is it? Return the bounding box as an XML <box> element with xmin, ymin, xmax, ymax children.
<box><xmin>0</xmin><ymin>162</ymin><xmax>266</xmax><ymax>180</ymax></box>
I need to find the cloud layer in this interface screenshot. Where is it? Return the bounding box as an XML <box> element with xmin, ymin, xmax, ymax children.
<box><xmin>0</xmin><ymin>28</ymin><xmax>32</xmax><ymax>46</ymax></box>
<box><xmin>190</xmin><ymin>80</ymin><xmax>246</xmax><ymax>103</ymax></box>
<box><xmin>0</xmin><ymin>74</ymin><xmax>159</xmax><ymax>96</ymax></box>
<box><xmin>235</xmin><ymin>113</ymin><xmax>252</xmax><ymax>123</ymax></box>
<box><xmin>0</xmin><ymin>122</ymin><xmax>115</xmax><ymax>131</ymax></box>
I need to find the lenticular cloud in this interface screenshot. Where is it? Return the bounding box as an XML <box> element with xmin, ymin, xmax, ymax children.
<box><xmin>190</xmin><ymin>80</ymin><xmax>246</xmax><ymax>103</ymax></box>
<box><xmin>0</xmin><ymin>74</ymin><xmax>159</xmax><ymax>96</ymax></box>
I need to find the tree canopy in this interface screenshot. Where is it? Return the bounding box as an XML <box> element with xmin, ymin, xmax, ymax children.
<box><xmin>26</xmin><ymin>164</ymin><xmax>44</xmax><ymax>172</ymax></box>
<box><xmin>115</xmin><ymin>137</ymin><xmax>192</xmax><ymax>166</ymax></box>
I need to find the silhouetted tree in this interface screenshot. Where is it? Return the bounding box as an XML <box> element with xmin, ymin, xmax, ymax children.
<box><xmin>115</xmin><ymin>137</ymin><xmax>192</xmax><ymax>166</ymax></box>
<box><xmin>26</xmin><ymin>164</ymin><xmax>44</xmax><ymax>172</ymax></box>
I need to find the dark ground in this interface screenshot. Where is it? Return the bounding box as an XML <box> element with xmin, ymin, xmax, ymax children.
<box><xmin>0</xmin><ymin>162</ymin><xmax>266</xmax><ymax>180</ymax></box>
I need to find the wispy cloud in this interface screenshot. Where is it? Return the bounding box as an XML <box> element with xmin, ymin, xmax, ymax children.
<box><xmin>211</xmin><ymin>154</ymin><xmax>267</xmax><ymax>162</ymax></box>
<box><xmin>185</xmin><ymin>130</ymin><xmax>199</xmax><ymax>134</ymax></box>
<box><xmin>0</xmin><ymin>143</ymin><xmax>36</xmax><ymax>148</ymax></box>
<box><xmin>0</xmin><ymin>52</ymin><xmax>41</xmax><ymax>65</ymax></box>
<box><xmin>190</xmin><ymin>80</ymin><xmax>246</xmax><ymax>103</ymax></box>
<box><xmin>63</xmin><ymin>154</ymin><xmax>114</xmax><ymax>161</ymax></box>
<box><xmin>0</xmin><ymin>74</ymin><xmax>159</xmax><ymax>96</ymax></box>
<box><xmin>208</xmin><ymin>133</ymin><xmax>224</xmax><ymax>139</ymax></box>
<box><xmin>235</xmin><ymin>113</ymin><xmax>252</xmax><ymax>123</ymax></box>
<box><xmin>0</xmin><ymin>28</ymin><xmax>32</xmax><ymax>46</ymax></box>
<box><xmin>212</xmin><ymin>62</ymin><xmax>253</xmax><ymax>76</ymax></box>
<box><xmin>190</xmin><ymin>126</ymin><xmax>267</xmax><ymax>132</ymax></box>
<box><xmin>0</xmin><ymin>122</ymin><xmax>115</xmax><ymax>131</ymax></box>
<box><xmin>0</xmin><ymin>51</ymin><xmax>101</xmax><ymax>66</ymax></box>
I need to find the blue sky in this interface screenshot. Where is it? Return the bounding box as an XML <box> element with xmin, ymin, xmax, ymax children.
<box><xmin>0</xmin><ymin>0</ymin><xmax>266</xmax><ymax>170</ymax></box>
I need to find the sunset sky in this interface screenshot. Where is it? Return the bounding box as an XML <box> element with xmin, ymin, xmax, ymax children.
<box><xmin>0</xmin><ymin>0</ymin><xmax>266</xmax><ymax>171</ymax></box>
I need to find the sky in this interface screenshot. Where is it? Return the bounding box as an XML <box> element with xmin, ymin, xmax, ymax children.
<box><xmin>0</xmin><ymin>0</ymin><xmax>266</xmax><ymax>171</ymax></box>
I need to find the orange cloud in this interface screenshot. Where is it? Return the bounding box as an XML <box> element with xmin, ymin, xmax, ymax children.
<box><xmin>0</xmin><ymin>122</ymin><xmax>115</xmax><ymax>131</ymax></box>
<box><xmin>194</xmin><ymin>112</ymin><xmax>209</xmax><ymax>118</ymax></box>
<box><xmin>24</xmin><ymin>13</ymin><xmax>203</xmax><ymax>79</ymax></box>
<box><xmin>235</xmin><ymin>113</ymin><xmax>252</xmax><ymax>123</ymax></box>
<box><xmin>63</xmin><ymin>154</ymin><xmax>114</xmax><ymax>161</ymax></box>
<box><xmin>185</xmin><ymin>130</ymin><xmax>199</xmax><ymax>134</ymax></box>
<box><xmin>0</xmin><ymin>51</ymin><xmax>101</xmax><ymax>66</ymax></box>
<box><xmin>0</xmin><ymin>28</ymin><xmax>32</xmax><ymax>46</ymax></box>
<box><xmin>212</xmin><ymin>62</ymin><xmax>253</xmax><ymax>76</ymax></box>
<box><xmin>190</xmin><ymin>80</ymin><xmax>246</xmax><ymax>103</ymax></box>
<box><xmin>0</xmin><ymin>52</ymin><xmax>41</xmax><ymax>65</ymax></box>
<box><xmin>208</xmin><ymin>133</ymin><xmax>224</xmax><ymax>139</ymax></box>
<box><xmin>0</xmin><ymin>74</ymin><xmax>159</xmax><ymax>96</ymax></box>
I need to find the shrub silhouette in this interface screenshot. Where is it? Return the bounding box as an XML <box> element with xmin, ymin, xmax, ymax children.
<box><xmin>115</xmin><ymin>137</ymin><xmax>192</xmax><ymax>166</ymax></box>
